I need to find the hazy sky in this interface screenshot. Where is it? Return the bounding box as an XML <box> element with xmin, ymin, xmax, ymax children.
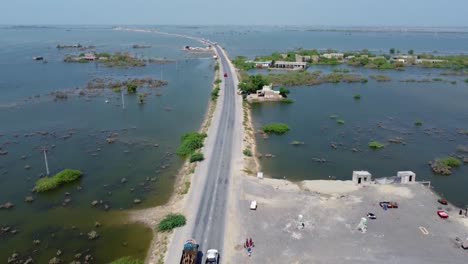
<box><xmin>1</xmin><ymin>0</ymin><xmax>467</xmax><ymax>26</ymax></box>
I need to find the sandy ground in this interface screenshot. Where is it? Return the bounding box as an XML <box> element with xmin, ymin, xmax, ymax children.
<box><xmin>224</xmin><ymin>177</ymin><xmax>468</xmax><ymax>264</ymax></box>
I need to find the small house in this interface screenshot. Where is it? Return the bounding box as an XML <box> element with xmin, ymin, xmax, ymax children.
<box><xmin>322</xmin><ymin>53</ymin><xmax>344</xmax><ymax>59</ymax></box>
<box><xmin>397</xmin><ymin>171</ymin><xmax>416</xmax><ymax>184</ymax></box>
<box><xmin>256</xmin><ymin>84</ymin><xmax>282</xmax><ymax>99</ymax></box>
<box><xmin>83</xmin><ymin>53</ymin><xmax>96</xmax><ymax>61</ymax></box>
<box><xmin>273</xmin><ymin>61</ymin><xmax>307</xmax><ymax>69</ymax></box>
<box><xmin>352</xmin><ymin>171</ymin><xmax>372</xmax><ymax>185</ymax></box>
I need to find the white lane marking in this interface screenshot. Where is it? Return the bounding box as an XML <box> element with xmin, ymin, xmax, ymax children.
<box><xmin>419</xmin><ymin>226</ymin><xmax>429</xmax><ymax>235</ymax></box>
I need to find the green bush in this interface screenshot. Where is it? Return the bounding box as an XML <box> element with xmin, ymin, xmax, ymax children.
<box><xmin>438</xmin><ymin>157</ymin><xmax>461</xmax><ymax>167</ymax></box>
<box><xmin>279</xmin><ymin>87</ymin><xmax>290</xmax><ymax>97</ymax></box>
<box><xmin>109</xmin><ymin>257</ymin><xmax>144</xmax><ymax>264</ymax></box>
<box><xmin>243</xmin><ymin>149</ymin><xmax>252</xmax><ymax>156</ymax></box>
<box><xmin>112</xmin><ymin>87</ymin><xmax>121</xmax><ymax>93</ymax></box>
<box><xmin>176</xmin><ymin>131</ymin><xmax>207</xmax><ymax>157</ymax></box>
<box><xmin>214</xmin><ymin>63</ymin><xmax>220</xmax><ymax>71</ymax></box>
<box><xmin>353</xmin><ymin>93</ymin><xmax>361</xmax><ymax>99</ymax></box>
<box><xmin>34</xmin><ymin>169</ymin><xmax>82</xmax><ymax>192</ymax></box>
<box><xmin>214</xmin><ymin>79</ymin><xmax>222</xmax><ymax>84</ymax></box>
<box><xmin>465</xmin><ymin>78</ymin><xmax>468</xmax><ymax>83</ymax></box>
<box><xmin>262</xmin><ymin>123</ymin><xmax>290</xmax><ymax>134</ymax></box>
<box><xmin>282</xmin><ymin>98</ymin><xmax>294</xmax><ymax>103</ymax></box>
<box><xmin>414</xmin><ymin>120</ymin><xmax>423</xmax><ymax>126</ymax></box>
<box><xmin>336</xmin><ymin>119</ymin><xmax>345</xmax><ymax>124</ymax></box>
<box><xmin>368</xmin><ymin>141</ymin><xmax>384</xmax><ymax>149</ymax></box>
<box><xmin>157</xmin><ymin>213</ymin><xmax>186</xmax><ymax>232</ymax></box>
<box><xmin>189</xmin><ymin>152</ymin><xmax>204</xmax><ymax>163</ymax></box>
<box><xmin>126</xmin><ymin>82</ymin><xmax>137</xmax><ymax>93</ymax></box>
<box><xmin>211</xmin><ymin>87</ymin><xmax>220</xmax><ymax>101</ymax></box>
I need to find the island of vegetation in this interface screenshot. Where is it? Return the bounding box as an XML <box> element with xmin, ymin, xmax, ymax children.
<box><xmin>233</xmin><ymin>48</ymin><xmax>468</xmax><ymax>71</ymax></box>
<box><xmin>85</xmin><ymin>77</ymin><xmax>168</xmax><ymax>94</ymax></box>
<box><xmin>261</xmin><ymin>123</ymin><xmax>290</xmax><ymax>134</ymax></box>
<box><xmin>33</xmin><ymin>169</ymin><xmax>82</xmax><ymax>192</ymax></box>
<box><xmin>430</xmin><ymin>157</ymin><xmax>462</xmax><ymax>175</ymax></box>
<box><xmin>64</xmin><ymin>52</ymin><xmax>147</xmax><ymax>67</ymax></box>
<box><xmin>368</xmin><ymin>141</ymin><xmax>385</xmax><ymax>149</ymax></box>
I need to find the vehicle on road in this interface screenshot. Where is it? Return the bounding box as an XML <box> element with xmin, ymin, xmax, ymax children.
<box><xmin>180</xmin><ymin>239</ymin><xmax>199</xmax><ymax>264</ymax></box>
<box><xmin>206</xmin><ymin>249</ymin><xmax>219</xmax><ymax>263</ymax></box>
<box><xmin>224</xmin><ymin>73</ymin><xmax>228</xmax><ymax>77</ymax></box>
<box><xmin>437</xmin><ymin>210</ymin><xmax>449</xmax><ymax>219</ymax></box>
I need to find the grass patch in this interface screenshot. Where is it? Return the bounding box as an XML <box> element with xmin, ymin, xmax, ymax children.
<box><xmin>176</xmin><ymin>131</ymin><xmax>207</xmax><ymax>157</ymax></box>
<box><xmin>336</xmin><ymin>119</ymin><xmax>345</xmax><ymax>124</ymax></box>
<box><xmin>33</xmin><ymin>169</ymin><xmax>82</xmax><ymax>192</ymax></box>
<box><xmin>438</xmin><ymin>157</ymin><xmax>461</xmax><ymax>167</ymax></box>
<box><xmin>182</xmin><ymin>181</ymin><xmax>191</xmax><ymax>194</ymax></box>
<box><xmin>432</xmin><ymin>78</ymin><xmax>443</xmax><ymax>82</ymax></box>
<box><xmin>157</xmin><ymin>213</ymin><xmax>186</xmax><ymax>232</ymax></box>
<box><xmin>214</xmin><ymin>79</ymin><xmax>222</xmax><ymax>84</ymax></box>
<box><xmin>109</xmin><ymin>257</ymin><xmax>144</xmax><ymax>264</ymax></box>
<box><xmin>262</xmin><ymin>123</ymin><xmax>290</xmax><ymax>134</ymax></box>
<box><xmin>353</xmin><ymin>93</ymin><xmax>361</xmax><ymax>99</ymax></box>
<box><xmin>368</xmin><ymin>141</ymin><xmax>385</xmax><ymax>149</ymax></box>
<box><xmin>414</xmin><ymin>120</ymin><xmax>423</xmax><ymax>126</ymax></box>
<box><xmin>189</xmin><ymin>152</ymin><xmax>204</xmax><ymax>163</ymax></box>
<box><xmin>243</xmin><ymin>149</ymin><xmax>252</xmax><ymax>157</ymax></box>
<box><xmin>282</xmin><ymin>98</ymin><xmax>294</xmax><ymax>103</ymax></box>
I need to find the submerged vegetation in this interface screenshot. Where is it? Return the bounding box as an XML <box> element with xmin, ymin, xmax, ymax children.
<box><xmin>64</xmin><ymin>52</ymin><xmax>147</xmax><ymax>67</ymax></box>
<box><xmin>368</xmin><ymin>141</ymin><xmax>385</xmax><ymax>149</ymax></box>
<box><xmin>414</xmin><ymin>120</ymin><xmax>423</xmax><ymax>126</ymax></box>
<box><xmin>176</xmin><ymin>131</ymin><xmax>207</xmax><ymax>157</ymax></box>
<box><xmin>336</xmin><ymin>119</ymin><xmax>345</xmax><ymax>124</ymax></box>
<box><xmin>369</xmin><ymin>74</ymin><xmax>391</xmax><ymax>81</ymax></box>
<box><xmin>86</xmin><ymin>77</ymin><xmax>168</xmax><ymax>94</ymax></box>
<box><xmin>262</xmin><ymin>123</ymin><xmax>290</xmax><ymax>134</ymax></box>
<box><xmin>157</xmin><ymin>213</ymin><xmax>186</xmax><ymax>232</ymax></box>
<box><xmin>353</xmin><ymin>93</ymin><xmax>361</xmax><ymax>99</ymax></box>
<box><xmin>33</xmin><ymin>169</ymin><xmax>82</xmax><ymax>192</ymax></box>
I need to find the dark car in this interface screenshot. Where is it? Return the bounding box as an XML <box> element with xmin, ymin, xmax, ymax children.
<box><xmin>224</xmin><ymin>73</ymin><xmax>228</xmax><ymax>77</ymax></box>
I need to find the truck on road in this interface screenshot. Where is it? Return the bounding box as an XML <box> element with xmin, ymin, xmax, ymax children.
<box><xmin>180</xmin><ymin>239</ymin><xmax>199</xmax><ymax>264</ymax></box>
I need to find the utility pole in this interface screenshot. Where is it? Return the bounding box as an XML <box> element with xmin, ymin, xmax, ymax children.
<box><xmin>42</xmin><ymin>147</ymin><xmax>50</xmax><ymax>176</ymax></box>
<box><xmin>121</xmin><ymin>89</ymin><xmax>125</xmax><ymax>109</ymax></box>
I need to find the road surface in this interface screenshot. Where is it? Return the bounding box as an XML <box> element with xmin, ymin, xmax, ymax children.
<box><xmin>164</xmin><ymin>42</ymin><xmax>241</xmax><ymax>263</ymax></box>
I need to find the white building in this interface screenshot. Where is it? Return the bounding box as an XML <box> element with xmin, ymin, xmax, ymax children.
<box><xmin>256</xmin><ymin>84</ymin><xmax>282</xmax><ymax>99</ymax></box>
<box><xmin>352</xmin><ymin>171</ymin><xmax>372</xmax><ymax>185</ymax></box>
<box><xmin>397</xmin><ymin>171</ymin><xmax>416</xmax><ymax>184</ymax></box>
<box><xmin>322</xmin><ymin>53</ymin><xmax>344</xmax><ymax>59</ymax></box>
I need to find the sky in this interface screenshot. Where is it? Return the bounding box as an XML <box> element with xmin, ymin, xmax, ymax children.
<box><xmin>1</xmin><ymin>0</ymin><xmax>467</xmax><ymax>27</ymax></box>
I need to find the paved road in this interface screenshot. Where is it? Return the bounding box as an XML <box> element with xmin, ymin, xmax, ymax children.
<box><xmin>190</xmin><ymin>45</ymin><xmax>237</xmax><ymax>262</ymax></box>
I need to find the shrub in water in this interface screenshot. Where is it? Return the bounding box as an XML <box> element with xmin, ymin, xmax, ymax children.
<box><xmin>414</xmin><ymin>120</ymin><xmax>423</xmax><ymax>126</ymax></box>
<box><xmin>34</xmin><ymin>169</ymin><xmax>82</xmax><ymax>192</ymax></box>
<box><xmin>157</xmin><ymin>213</ymin><xmax>186</xmax><ymax>232</ymax></box>
<box><xmin>262</xmin><ymin>123</ymin><xmax>290</xmax><ymax>134</ymax></box>
<box><xmin>368</xmin><ymin>141</ymin><xmax>385</xmax><ymax>149</ymax></box>
<box><xmin>336</xmin><ymin>119</ymin><xmax>345</xmax><ymax>124</ymax></box>
<box><xmin>438</xmin><ymin>157</ymin><xmax>461</xmax><ymax>168</ymax></box>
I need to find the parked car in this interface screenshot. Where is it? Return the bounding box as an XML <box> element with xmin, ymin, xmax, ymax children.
<box><xmin>224</xmin><ymin>73</ymin><xmax>228</xmax><ymax>77</ymax></box>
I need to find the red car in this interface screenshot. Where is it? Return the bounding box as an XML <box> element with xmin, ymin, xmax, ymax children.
<box><xmin>437</xmin><ymin>210</ymin><xmax>449</xmax><ymax>219</ymax></box>
<box><xmin>224</xmin><ymin>73</ymin><xmax>228</xmax><ymax>77</ymax></box>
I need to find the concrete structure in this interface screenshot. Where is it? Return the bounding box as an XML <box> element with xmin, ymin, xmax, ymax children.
<box><xmin>256</xmin><ymin>84</ymin><xmax>282</xmax><ymax>99</ymax></box>
<box><xmin>322</xmin><ymin>53</ymin><xmax>344</xmax><ymax>59</ymax></box>
<box><xmin>273</xmin><ymin>61</ymin><xmax>307</xmax><ymax>69</ymax></box>
<box><xmin>415</xmin><ymin>59</ymin><xmax>446</xmax><ymax>64</ymax></box>
<box><xmin>295</xmin><ymin>54</ymin><xmax>311</xmax><ymax>62</ymax></box>
<box><xmin>398</xmin><ymin>171</ymin><xmax>416</xmax><ymax>184</ymax></box>
<box><xmin>83</xmin><ymin>53</ymin><xmax>96</xmax><ymax>61</ymax></box>
<box><xmin>352</xmin><ymin>171</ymin><xmax>372</xmax><ymax>185</ymax></box>
<box><xmin>368</xmin><ymin>56</ymin><xmax>386</xmax><ymax>61</ymax></box>
<box><xmin>245</xmin><ymin>60</ymin><xmax>272</xmax><ymax>68</ymax></box>
<box><xmin>311</xmin><ymin>55</ymin><xmax>319</xmax><ymax>63</ymax></box>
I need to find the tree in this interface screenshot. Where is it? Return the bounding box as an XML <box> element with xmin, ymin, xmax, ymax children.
<box><xmin>408</xmin><ymin>49</ymin><xmax>414</xmax><ymax>55</ymax></box>
<box><xmin>389</xmin><ymin>48</ymin><xmax>395</xmax><ymax>54</ymax></box>
<box><xmin>279</xmin><ymin>87</ymin><xmax>290</xmax><ymax>97</ymax></box>
<box><xmin>126</xmin><ymin>82</ymin><xmax>137</xmax><ymax>93</ymax></box>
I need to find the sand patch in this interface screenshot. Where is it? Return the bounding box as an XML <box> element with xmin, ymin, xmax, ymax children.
<box><xmin>375</xmin><ymin>184</ymin><xmax>414</xmax><ymax>198</ymax></box>
<box><xmin>300</xmin><ymin>180</ymin><xmax>359</xmax><ymax>195</ymax></box>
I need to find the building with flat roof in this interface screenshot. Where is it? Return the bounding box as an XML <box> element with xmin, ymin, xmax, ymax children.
<box><xmin>273</xmin><ymin>61</ymin><xmax>307</xmax><ymax>69</ymax></box>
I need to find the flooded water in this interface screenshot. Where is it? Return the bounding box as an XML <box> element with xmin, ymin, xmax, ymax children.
<box><xmin>193</xmin><ymin>26</ymin><xmax>468</xmax><ymax>208</ymax></box>
<box><xmin>0</xmin><ymin>26</ymin><xmax>213</xmax><ymax>262</ymax></box>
